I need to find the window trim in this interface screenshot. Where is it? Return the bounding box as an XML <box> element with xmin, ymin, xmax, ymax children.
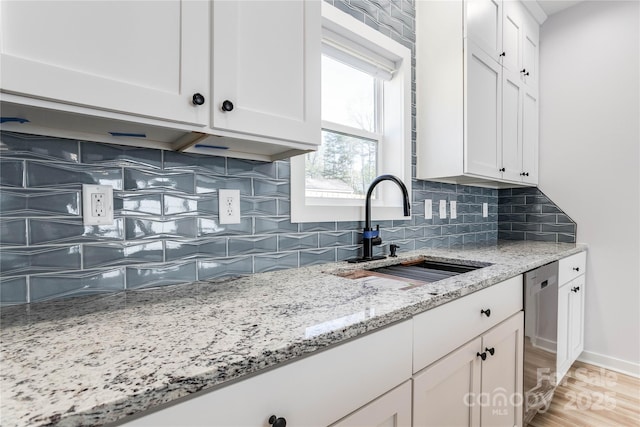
<box><xmin>291</xmin><ymin>1</ymin><xmax>412</xmax><ymax>223</ymax></box>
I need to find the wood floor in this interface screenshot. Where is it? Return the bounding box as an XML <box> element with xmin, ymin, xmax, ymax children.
<box><xmin>528</xmin><ymin>361</ymin><xmax>640</xmax><ymax>427</ymax></box>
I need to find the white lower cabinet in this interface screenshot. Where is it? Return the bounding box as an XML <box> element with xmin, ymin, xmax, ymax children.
<box><xmin>413</xmin><ymin>312</ymin><xmax>524</xmax><ymax>427</ymax></box>
<box><xmin>557</xmin><ymin>275</ymin><xmax>586</xmax><ymax>382</ymax></box>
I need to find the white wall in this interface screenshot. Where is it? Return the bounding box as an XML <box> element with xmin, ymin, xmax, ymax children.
<box><xmin>539</xmin><ymin>0</ymin><xmax>639</xmax><ymax>376</ymax></box>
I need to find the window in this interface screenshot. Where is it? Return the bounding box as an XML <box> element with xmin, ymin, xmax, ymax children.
<box><xmin>291</xmin><ymin>2</ymin><xmax>411</xmax><ymax>223</ymax></box>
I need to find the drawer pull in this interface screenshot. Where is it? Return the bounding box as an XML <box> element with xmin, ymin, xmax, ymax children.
<box><xmin>481</xmin><ymin>309</ymin><xmax>491</xmax><ymax>317</ymax></box>
<box><xmin>485</xmin><ymin>347</ymin><xmax>495</xmax><ymax>356</ymax></box>
<box><xmin>269</xmin><ymin>415</ymin><xmax>287</xmax><ymax>427</ymax></box>
<box><xmin>571</xmin><ymin>287</ymin><xmax>580</xmax><ymax>293</ymax></box>
<box><xmin>477</xmin><ymin>351</ymin><xmax>487</xmax><ymax>361</ymax></box>
<box><xmin>573</xmin><ymin>267</ymin><xmax>580</xmax><ymax>272</ymax></box>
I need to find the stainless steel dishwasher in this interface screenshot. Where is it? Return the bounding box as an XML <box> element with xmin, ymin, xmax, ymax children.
<box><xmin>523</xmin><ymin>261</ymin><xmax>559</xmax><ymax>426</ymax></box>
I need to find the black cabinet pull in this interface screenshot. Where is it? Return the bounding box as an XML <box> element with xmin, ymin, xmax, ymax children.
<box><xmin>221</xmin><ymin>100</ymin><xmax>234</xmax><ymax>112</ymax></box>
<box><xmin>269</xmin><ymin>415</ymin><xmax>287</xmax><ymax>427</ymax></box>
<box><xmin>520</xmin><ymin>68</ymin><xmax>530</xmax><ymax>76</ymax></box>
<box><xmin>477</xmin><ymin>351</ymin><xmax>487</xmax><ymax>361</ymax></box>
<box><xmin>525</xmin><ymin>172</ymin><xmax>529</xmax><ymax>176</ymax></box>
<box><xmin>571</xmin><ymin>286</ymin><xmax>580</xmax><ymax>293</ymax></box>
<box><xmin>573</xmin><ymin>267</ymin><xmax>580</xmax><ymax>272</ymax></box>
<box><xmin>192</xmin><ymin>93</ymin><xmax>205</xmax><ymax>106</ymax></box>
<box><xmin>499</xmin><ymin>52</ymin><xmax>506</xmax><ymax>57</ymax></box>
<box><xmin>485</xmin><ymin>347</ymin><xmax>495</xmax><ymax>356</ymax></box>
<box><xmin>499</xmin><ymin>168</ymin><xmax>506</xmax><ymax>172</ymax></box>
<box><xmin>481</xmin><ymin>309</ymin><xmax>491</xmax><ymax>317</ymax></box>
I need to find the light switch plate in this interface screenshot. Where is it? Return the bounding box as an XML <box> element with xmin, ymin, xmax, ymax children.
<box><xmin>219</xmin><ymin>189</ymin><xmax>241</xmax><ymax>224</ymax></box>
<box><xmin>450</xmin><ymin>201</ymin><xmax>457</xmax><ymax>219</ymax></box>
<box><xmin>424</xmin><ymin>199</ymin><xmax>432</xmax><ymax>219</ymax></box>
<box><xmin>82</xmin><ymin>184</ymin><xmax>113</xmax><ymax>225</ymax></box>
<box><xmin>439</xmin><ymin>200</ymin><xmax>447</xmax><ymax>219</ymax></box>
<box><xmin>483</xmin><ymin>202</ymin><xmax>489</xmax><ymax>218</ymax></box>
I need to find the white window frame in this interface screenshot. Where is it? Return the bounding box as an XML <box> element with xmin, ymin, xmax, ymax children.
<box><xmin>291</xmin><ymin>2</ymin><xmax>412</xmax><ymax>223</ymax></box>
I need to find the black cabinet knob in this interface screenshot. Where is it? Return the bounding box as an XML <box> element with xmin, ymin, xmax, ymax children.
<box><xmin>485</xmin><ymin>347</ymin><xmax>495</xmax><ymax>356</ymax></box>
<box><xmin>499</xmin><ymin>52</ymin><xmax>506</xmax><ymax>57</ymax></box>
<box><xmin>573</xmin><ymin>267</ymin><xmax>580</xmax><ymax>272</ymax></box>
<box><xmin>525</xmin><ymin>172</ymin><xmax>529</xmax><ymax>176</ymax></box>
<box><xmin>499</xmin><ymin>168</ymin><xmax>506</xmax><ymax>172</ymax></box>
<box><xmin>192</xmin><ymin>93</ymin><xmax>205</xmax><ymax>106</ymax></box>
<box><xmin>221</xmin><ymin>100</ymin><xmax>234</xmax><ymax>112</ymax></box>
<box><xmin>481</xmin><ymin>309</ymin><xmax>491</xmax><ymax>317</ymax></box>
<box><xmin>269</xmin><ymin>415</ymin><xmax>287</xmax><ymax>427</ymax></box>
<box><xmin>477</xmin><ymin>351</ymin><xmax>487</xmax><ymax>361</ymax></box>
<box><xmin>571</xmin><ymin>286</ymin><xmax>580</xmax><ymax>293</ymax></box>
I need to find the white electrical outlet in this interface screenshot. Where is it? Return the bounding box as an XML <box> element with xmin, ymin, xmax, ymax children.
<box><xmin>219</xmin><ymin>189</ymin><xmax>241</xmax><ymax>224</ymax></box>
<box><xmin>450</xmin><ymin>201</ymin><xmax>457</xmax><ymax>219</ymax></box>
<box><xmin>82</xmin><ymin>184</ymin><xmax>113</xmax><ymax>225</ymax></box>
<box><xmin>483</xmin><ymin>202</ymin><xmax>489</xmax><ymax>218</ymax></box>
<box><xmin>439</xmin><ymin>200</ymin><xmax>447</xmax><ymax>219</ymax></box>
<box><xmin>424</xmin><ymin>199</ymin><xmax>432</xmax><ymax>219</ymax></box>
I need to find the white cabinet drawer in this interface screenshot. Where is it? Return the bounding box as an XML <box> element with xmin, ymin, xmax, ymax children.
<box><xmin>413</xmin><ymin>275</ymin><xmax>523</xmax><ymax>373</ymax></box>
<box><xmin>559</xmin><ymin>251</ymin><xmax>586</xmax><ymax>284</ymax></box>
<box><xmin>125</xmin><ymin>320</ymin><xmax>412</xmax><ymax>427</ymax></box>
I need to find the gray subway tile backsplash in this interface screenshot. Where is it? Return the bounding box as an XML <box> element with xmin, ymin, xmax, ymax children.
<box><xmin>0</xmin><ymin>0</ymin><xmax>576</xmax><ymax>305</ymax></box>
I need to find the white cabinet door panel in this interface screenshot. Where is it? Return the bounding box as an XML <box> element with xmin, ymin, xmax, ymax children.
<box><xmin>465</xmin><ymin>41</ymin><xmax>502</xmax><ymax>179</ymax></box>
<box><xmin>0</xmin><ymin>0</ymin><xmax>209</xmax><ymax>126</ymax></box>
<box><xmin>413</xmin><ymin>337</ymin><xmax>482</xmax><ymax>427</ymax></box>
<box><xmin>502</xmin><ymin>1</ymin><xmax>522</xmax><ymax>73</ymax></box>
<box><xmin>466</xmin><ymin>0</ymin><xmax>502</xmax><ymax>61</ymax></box>
<box><xmin>522</xmin><ymin>88</ymin><xmax>539</xmax><ymax>183</ymax></box>
<box><xmin>480</xmin><ymin>311</ymin><xmax>524</xmax><ymax>427</ymax></box>
<box><xmin>212</xmin><ymin>0</ymin><xmax>320</xmax><ymax>145</ymax></box>
<box><xmin>502</xmin><ymin>68</ymin><xmax>524</xmax><ymax>181</ymax></box>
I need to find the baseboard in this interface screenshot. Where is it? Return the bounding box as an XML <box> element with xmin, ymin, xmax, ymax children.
<box><xmin>578</xmin><ymin>350</ymin><xmax>640</xmax><ymax>378</ymax></box>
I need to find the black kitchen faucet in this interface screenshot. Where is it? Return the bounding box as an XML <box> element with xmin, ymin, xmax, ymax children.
<box><xmin>348</xmin><ymin>174</ymin><xmax>411</xmax><ymax>263</ymax></box>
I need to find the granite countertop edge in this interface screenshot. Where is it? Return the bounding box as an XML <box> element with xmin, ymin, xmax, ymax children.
<box><xmin>0</xmin><ymin>242</ymin><xmax>588</xmax><ymax>427</ymax></box>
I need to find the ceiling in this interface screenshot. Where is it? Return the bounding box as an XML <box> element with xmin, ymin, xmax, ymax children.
<box><xmin>536</xmin><ymin>0</ymin><xmax>584</xmax><ymax>16</ymax></box>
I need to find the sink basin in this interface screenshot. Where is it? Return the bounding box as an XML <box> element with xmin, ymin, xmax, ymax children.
<box><xmin>338</xmin><ymin>258</ymin><xmax>491</xmax><ymax>290</ymax></box>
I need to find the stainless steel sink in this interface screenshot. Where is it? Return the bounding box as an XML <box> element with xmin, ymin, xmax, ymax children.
<box><xmin>338</xmin><ymin>258</ymin><xmax>491</xmax><ymax>290</ymax></box>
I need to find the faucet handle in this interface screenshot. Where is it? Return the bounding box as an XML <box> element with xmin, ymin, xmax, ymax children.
<box><xmin>389</xmin><ymin>244</ymin><xmax>400</xmax><ymax>257</ymax></box>
<box><xmin>371</xmin><ymin>224</ymin><xmax>382</xmax><ymax>246</ymax></box>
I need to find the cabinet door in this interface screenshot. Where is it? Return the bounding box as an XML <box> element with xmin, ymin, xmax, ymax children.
<box><xmin>413</xmin><ymin>337</ymin><xmax>482</xmax><ymax>427</ymax></box>
<box><xmin>0</xmin><ymin>1</ymin><xmax>209</xmax><ymax>126</ymax></box>
<box><xmin>556</xmin><ymin>282</ymin><xmax>572</xmax><ymax>382</ymax></box>
<box><xmin>480</xmin><ymin>312</ymin><xmax>524</xmax><ymax>427</ymax></box>
<box><xmin>502</xmin><ymin>1</ymin><xmax>523</xmax><ymax>73</ymax></box>
<box><xmin>465</xmin><ymin>41</ymin><xmax>502</xmax><ymax>179</ymax></box>
<box><xmin>521</xmin><ymin>87</ymin><xmax>539</xmax><ymax>184</ymax></box>
<box><xmin>331</xmin><ymin>381</ymin><xmax>411</xmax><ymax>427</ymax></box>
<box><xmin>568</xmin><ymin>277</ymin><xmax>585</xmax><ymax>363</ymax></box>
<box><xmin>501</xmin><ymin>68</ymin><xmax>524</xmax><ymax>182</ymax></box>
<box><xmin>212</xmin><ymin>0</ymin><xmax>320</xmax><ymax>146</ymax></box>
<box><xmin>466</xmin><ymin>0</ymin><xmax>503</xmax><ymax>61</ymax></box>
<box><xmin>521</xmin><ymin>15</ymin><xmax>539</xmax><ymax>91</ymax></box>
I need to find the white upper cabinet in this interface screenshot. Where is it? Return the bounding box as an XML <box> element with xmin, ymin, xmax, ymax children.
<box><xmin>466</xmin><ymin>0</ymin><xmax>503</xmax><ymax>61</ymax></box>
<box><xmin>465</xmin><ymin>41</ymin><xmax>502</xmax><ymax>180</ymax></box>
<box><xmin>416</xmin><ymin>0</ymin><xmax>540</xmax><ymax>187</ymax></box>
<box><xmin>0</xmin><ymin>0</ymin><xmax>209</xmax><ymax>126</ymax></box>
<box><xmin>0</xmin><ymin>0</ymin><xmax>321</xmax><ymax>161</ymax></box>
<box><xmin>211</xmin><ymin>0</ymin><xmax>320</xmax><ymax>146</ymax></box>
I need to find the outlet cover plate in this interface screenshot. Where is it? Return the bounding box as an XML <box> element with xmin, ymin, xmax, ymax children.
<box><xmin>82</xmin><ymin>184</ymin><xmax>114</xmax><ymax>225</ymax></box>
<box><xmin>219</xmin><ymin>189</ymin><xmax>241</xmax><ymax>224</ymax></box>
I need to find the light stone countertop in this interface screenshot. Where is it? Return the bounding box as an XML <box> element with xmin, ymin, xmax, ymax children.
<box><xmin>0</xmin><ymin>241</ymin><xmax>587</xmax><ymax>427</ymax></box>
